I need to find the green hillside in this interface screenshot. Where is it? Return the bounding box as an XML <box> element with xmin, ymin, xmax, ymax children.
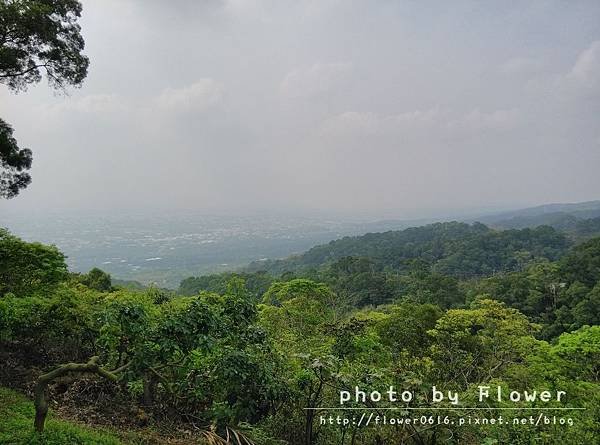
<box><xmin>2</xmin><ymin>225</ymin><xmax>600</xmax><ymax>445</ymax></box>
<box><xmin>244</xmin><ymin>221</ymin><xmax>570</xmax><ymax>277</ymax></box>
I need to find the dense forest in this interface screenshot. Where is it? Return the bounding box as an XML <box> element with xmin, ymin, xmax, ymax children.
<box><xmin>1</xmin><ymin>221</ymin><xmax>599</xmax><ymax>444</ymax></box>
<box><xmin>243</xmin><ymin>222</ymin><xmax>571</xmax><ymax>277</ymax></box>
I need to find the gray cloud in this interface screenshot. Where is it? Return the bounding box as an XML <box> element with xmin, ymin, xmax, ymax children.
<box><xmin>1</xmin><ymin>0</ymin><xmax>599</xmax><ymax>218</ymax></box>
<box><xmin>567</xmin><ymin>40</ymin><xmax>600</xmax><ymax>91</ymax></box>
<box><xmin>280</xmin><ymin>63</ymin><xmax>351</xmax><ymax>99</ymax></box>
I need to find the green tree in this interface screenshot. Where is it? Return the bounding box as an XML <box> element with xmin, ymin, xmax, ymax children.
<box><xmin>375</xmin><ymin>301</ymin><xmax>442</xmax><ymax>354</ymax></box>
<box><xmin>551</xmin><ymin>325</ymin><xmax>600</xmax><ymax>382</ymax></box>
<box><xmin>324</xmin><ymin>256</ymin><xmax>395</xmax><ymax>307</ymax></box>
<box><xmin>0</xmin><ymin>119</ymin><xmax>31</xmax><ymax>198</ymax></box>
<box><xmin>79</xmin><ymin>267</ymin><xmax>112</xmax><ymax>292</ymax></box>
<box><xmin>1</xmin><ymin>0</ymin><xmax>89</xmax><ymax>197</ymax></box>
<box><xmin>0</xmin><ymin>0</ymin><xmax>88</xmax><ymax>91</ymax></box>
<box><xmin>260</xmin><ymin>279</ymin><xmax>339</xmax><ymax>354</ymax></box>
<box><xmin>0</xmin><ymin>228</ymin><xmax>68</xmax><ymax>296</ymax></box>
<box><xmin>560</xmin><ymin>237</ymin><xmax>600</xmax><ymax>288</ymax></box>
<box><xmin>428</xmin><ymin>298</ymin><xmax>538</xmax><ymax>386</ymax></box>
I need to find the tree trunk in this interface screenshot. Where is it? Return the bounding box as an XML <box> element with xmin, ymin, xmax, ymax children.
<box><xmin>305</xmin><ymin>409</ymin><xmax>314</xmax><ymax>445</ymax></box>
<box><xmin>142</xmin><ymin>373</ymin><xmax>157</xmax><ymax>406</ymax></box>
<box><xmin>33</xmin><ymin>356</ymin><xmax>119</xmax><ymax>433</ymax></box>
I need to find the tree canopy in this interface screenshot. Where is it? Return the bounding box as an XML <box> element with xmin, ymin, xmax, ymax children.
<box><xmin>0</xmin><ymin>227</ymin><xmax>67</xmax><ymax>296</ymax></box>
<box><xmin>0</xmin><ymin>0</ymin><xmax>88</xmax><ymax>91</ymax></box>
<box><xmin>0</xmin><ymin>118</ymin><xmax>31</xmax><ymax>198</ymax></box>
<box><xmin>1</xmin><ymin>228</ymin><xmax>599</xmax><ymax>444</ymax></box>
<box><xmin>247</xmin><ymin>222</ymin><xmax>571</xmax><ymax>279</ymax></box>
<box><xmin>0</xmin><ymin>0</ymin><xmax>88</xmax><ymax>198</ymax></box>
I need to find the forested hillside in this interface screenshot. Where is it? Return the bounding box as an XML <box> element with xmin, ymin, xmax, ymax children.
<box><xmin>244</xmin><ymin>222</ymin><xmax>570</xmax><ymax>277</ymax></box>
<box><xmin>2</xmin><ymin>223</ymin><xmax>600</xmax><ymax>444</ymax></box>
<box><xmin>479</xmin><ymin>200</ymin><xmax>600</xmax><ymax>227</ymax></box>
<box><xmin>181</xmin><ymin>223</ymin><xmax>599</xmax><ymax>338</ymax></box>
<box><xmin>488</xmin><ymin>213</ymin><xmax>600</xmax><ymax>237</ymax></box>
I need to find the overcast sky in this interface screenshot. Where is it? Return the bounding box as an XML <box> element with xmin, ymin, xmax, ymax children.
<box><xmin>1</xmin><ymin>0</ymin><xmax>599</xmax><ymax>218</ymax></box>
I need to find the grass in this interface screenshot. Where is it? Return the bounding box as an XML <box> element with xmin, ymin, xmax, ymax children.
<box><xmin>0</xmin><ymin>387</ymin><xmax>133</xmax><ymax>445</ymax></box>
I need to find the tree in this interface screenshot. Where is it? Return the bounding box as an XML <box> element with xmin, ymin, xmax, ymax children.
<box><xmin>0</xmin><ymin>0</ymin><xmax>89</xmax><ymax>91</ymax></box>
<box><xmin>551</xmin><ymin>325</ymin><xmax>600</xmax><ymax>382</ymax></box>
<box><xmin>0</xmin><ymin>119</ymin><xmax>31</xmax><ymax>198</ymax></box>
<box><xmin>428</xmin><ymin>299</ymin><xmax>538</xmax><ymax>386</ymax></box>
<box><xmin>375</xmin><ymin>301</ymin><xmax>442</xmax><ymax>354</ymax></box>
<box><xmin>33</xmin><ymin>356</ymin><xmax>126</xmax><ymax>433</ymax></box>
<box><xmin>560</xmin><ymin>237</ymin><xmax>600</xmax><ymax>288</ymax></box>
<box><xmin>1</xmin><ymin>0</ymin><xmax>89</xmax><ymax>197</ymax></box>
<box><xmin>0</xmin><ymin>228</ymin><xmax>68</xmax><ymax>296</ymax></box>
<box><xmin>79</xmin><ymin>267</ymin><xmax>112</xmax><ymax>292</ymax></box>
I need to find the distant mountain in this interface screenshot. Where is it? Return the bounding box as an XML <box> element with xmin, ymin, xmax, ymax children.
<box><xmin>240</xmin><ymin>201</ymin><xmax>600</xmax><ymax>278</ymax></box>
<box><xmin>245</xmin><ymin>221</ymin><xmax>570</xmax><ymax>278</ymax></box>
<box><xmin>473</xmin><ymin>200</ymin><xmax>600</xmax><ymax>230</ymax></box>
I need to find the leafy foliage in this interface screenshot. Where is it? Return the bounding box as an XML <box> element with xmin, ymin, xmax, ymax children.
<box><xmin>471</xmin><ymin>237</ymin><xmax>600</xmax><ymax>338</ymax></box>
<box><xmin>0</xmin><ymin>0</ymin><xmax>89</xmax><ymax>91</ymax></box>
<box><xmin>75</xmin><ymin>267</ymin><xmax>113</xmax><ymax>292</ymax></box>
<box><xmin>179</xmin><ymin>271</ymin><xmax>274</xmax><ymax>300</ymax></box>
<box><xmin>1</xmin><ymin>228</ymin><xmax>599</xmax><ymax>444</ymax></box>
<box><xmin>0</xmin><ymin>119</ymin><xmax>31</xmax><ymax>198</ymax></box>
<box><xmin>0</xmin><ymin>228</ymin><xmax>67</xmax><ymax>296</ymax></box>
<box><xmin>1</xmin><ymin>0</ymin><xmax>89</xmax><ymax>198</ymax></box>
<box><xmin>246</xmin><ymin>222</ymin><xmax>570</xmax><ymax>279</ymax></box>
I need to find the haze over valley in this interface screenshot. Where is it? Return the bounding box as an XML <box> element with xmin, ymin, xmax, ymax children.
<box><xmin>3</xmin><ymin>200</ymin><xmax>599</xmax><ymax>288</ymax></box>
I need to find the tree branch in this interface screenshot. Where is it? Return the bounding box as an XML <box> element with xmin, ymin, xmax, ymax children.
<box><xmin>0</xmin><ymin>64</ymin><xmax>48</xmax><ymax>79</ymax></box>
<box><xmin>33</xmin><ymin>356</ymin><xmax>119</xmax><ymax>433</ymax></box>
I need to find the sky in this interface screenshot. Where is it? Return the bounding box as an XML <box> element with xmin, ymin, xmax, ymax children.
<box><xmin>1</xmin><ymin>0</ymin><xmax>600</xmax><ymax>219</ymax></box>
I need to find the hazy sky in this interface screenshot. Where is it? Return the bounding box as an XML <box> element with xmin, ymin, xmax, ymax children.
<box><xmin>1</xmin><ymin>0</ymin><xmax>599</xmax><ymax>218</ymax></box>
